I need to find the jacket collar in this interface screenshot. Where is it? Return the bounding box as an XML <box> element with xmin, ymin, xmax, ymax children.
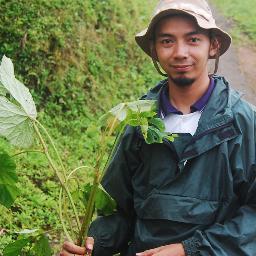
<box><xmin>143</xmin><ymin>76</ymin><xmax>242</xmax><ymax>163</ymax></box>
<box><xmin>144</xmin><ymin>75</ymin><xmax>242</xmax><ymax>132</ymax></box>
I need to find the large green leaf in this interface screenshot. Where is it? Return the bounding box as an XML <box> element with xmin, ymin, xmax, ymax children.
<box><xmin>31</xmin><ymin>234</ymin><xmax>52</xmax><ymax>256</ymax></box>
<box><xmin>0</xmin><ymin>55</ymin><xmax>37</xmax><ymax>119</ymax></box>
<box><xmin>0</xmin><ymin>152</ymin><xmax>19</xmax><ymax>208</ymax></box>
<box><xmin>3</xmin><ymin>238</ymin><xmax>30</xmax><ymax>256</ymax></box>
<box><xmin>0</xmin><ymin>96</ymin><xmax>34</xmax><ymax>147</ymax></box>
<box><xmin>0</xmin><ymin>56</ymin><xmax>36</xmax><ymax>148</ymax></box>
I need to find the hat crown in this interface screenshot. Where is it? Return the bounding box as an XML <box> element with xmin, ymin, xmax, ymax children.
<box><xmin>153</xmin><ymin>0</ymin><xmax>214</xmax><ymax>22</ymax></box>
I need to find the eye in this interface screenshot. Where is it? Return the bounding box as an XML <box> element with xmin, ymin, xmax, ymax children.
<box><xmin>189</xmin><ymin>37</ymin><xmax>200</xmax><ymax>43</ymax></box>
<box><xmin>161</xmin><ymin>38</ymin><xmax>174</xmax><ymax>44</ymax></box>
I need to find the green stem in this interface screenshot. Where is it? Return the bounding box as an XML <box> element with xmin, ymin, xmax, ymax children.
<box><xmin>59</xmin><ymin>188</ymin><xmax>73</xmax><ymax>242</ymax></box>
<box><xmin>11</xmin><ymin>150</ymin><xmax>44</xmax><ymax>157</ymax></box>
<box><xmin>77</xmin><ymin>173</ymin><xmax>99</xmax><ymax>246</ymax></box>
<box><xmin>67</xmin><ymin>166</ymin><xmax>91</xmax><ymax>181</ymax></box>
<box><xmin>77</xmin><ymin>115</ymin><xmax>121</xmax><ymax>245</ymax></box>
<box><xmin>99</xmin><ymin>127</ymin><xmax>124</xmax><ymax>182</ymax></box>
<box><xmin>34</xmin><ymin>119</ymin><xmax>68</xmax><ymax>181</ymax></box>
<box><xmin>32</xmin><ymin>121</ymin><xmax>81</xmax><ymax>232</ymax></box>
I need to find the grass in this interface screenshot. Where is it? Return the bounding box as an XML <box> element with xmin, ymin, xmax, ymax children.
<box><xmin>210</xmin><ymin>0</ymin><xmax>256</xmax><ymax>43</ymax></box>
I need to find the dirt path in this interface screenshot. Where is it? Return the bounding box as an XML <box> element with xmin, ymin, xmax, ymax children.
<box><xmin>211</xmin><ymin>4</ymin><xmax>256</xmax><ymax>105</ymax></box>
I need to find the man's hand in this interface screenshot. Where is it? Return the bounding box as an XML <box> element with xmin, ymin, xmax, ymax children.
<box><xmin>60</xmin><ymin>237</ymin><xmax>94</xmax><ymax>256</ymax></box>
<box><xmin>136</xmin><ymin>243</ymin><xmax>185</xmax><ymax>256</ymax></box>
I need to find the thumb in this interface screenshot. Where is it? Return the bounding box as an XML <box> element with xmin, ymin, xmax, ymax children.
<box><xmin>85</xmin><ymin>236</ymin><xmax>94</xmax><ymax>254</ymax></box>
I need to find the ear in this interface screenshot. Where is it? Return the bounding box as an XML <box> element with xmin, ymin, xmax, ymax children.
<box><xmin>209</xmin><ymin>36</ymin><xmax>220</xmax><ymax>58</ymax></box>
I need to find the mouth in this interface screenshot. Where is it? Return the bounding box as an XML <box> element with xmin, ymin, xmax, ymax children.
<box><xmin>171</xmin><ymin>64</ymin><xmax>193</xmax><ymax>72</ymax></box>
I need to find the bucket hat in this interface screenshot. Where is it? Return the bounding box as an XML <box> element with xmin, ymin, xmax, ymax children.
<box><xmin>135</xmin><ymin>0</ymin><xmax>232</xmax><ymax>60</ymax></box>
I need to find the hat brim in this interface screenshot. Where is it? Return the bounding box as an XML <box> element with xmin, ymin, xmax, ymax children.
<box><xmin>135</xmin><ymin>9</ymin><xmax>232</xmax><ymax>60</ymax></box>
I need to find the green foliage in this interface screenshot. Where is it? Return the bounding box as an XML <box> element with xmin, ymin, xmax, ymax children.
<box><xmin>0</xmin><ymin>0</ymin><xmax>159</xmax><ymax>115</ymax></box>
<box><xmin>105</xmin><ymin>100</ymin><xmax>177</xmax><ymax>144</ymax></box>
<box><xmin>3</xmin><ymin>238</ymin><xmax>30</xmax><ymax>256</ymax></box>
<box><xmin>210</xmin><ymin>0</ymin><xmax>256</xmax><ymax>42</ymax></box>
<box><xmin>83</xmin><ymin>184</ymin><xmax>117</xmax><ymax>216</ymax></box>
<box><xmin>0</xmin><ymin>152</ymin><xmax>19</xmax><ymax>208</ymax></box>
<box><xmin>0</xmin><ymin>0</ymin><xmax>160</xmax><ymax>253</ymax></box>
<box><xmin>32</xmin><ymin>234</ymin><xmax>52</xmax><ymax>256</ymax></box>
<box><xmin>0</xmin><ymin>55</ymin><xmax>169</xmax><ymax>250</ymax></box>
<box><xmin>3</xmin><ymin>232</ymin><xmax>52</xmax><ymax>256</ymax></box>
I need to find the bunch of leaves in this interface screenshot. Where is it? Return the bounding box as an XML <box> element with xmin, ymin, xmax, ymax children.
<box><xmin>106</xmin><ymin>100</ymin><xmax>177</xmax><ymax>143</ymax></box>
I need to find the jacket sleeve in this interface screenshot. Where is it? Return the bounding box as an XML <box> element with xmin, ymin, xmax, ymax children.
<box><xmin>182</xmin><ymin>117</ymin><xmax>256</xmax><ymax>256</ymax></box>
<box><xmin>88</xmin><ymin>126</ymin><xmax>141</xmax><ymax>255</ymax></box>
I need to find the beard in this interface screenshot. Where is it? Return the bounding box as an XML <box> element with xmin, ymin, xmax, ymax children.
<box><xmin>170</xmin><ymin>76</ymin><xmax>195</xmax><ymax>87</ymax></box>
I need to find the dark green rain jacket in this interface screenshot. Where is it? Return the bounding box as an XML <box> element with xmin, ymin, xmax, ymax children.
<box><xmin>88</xmin><ymin>76</ymin><xmax>256</xmax><ymax>256</ymax></box>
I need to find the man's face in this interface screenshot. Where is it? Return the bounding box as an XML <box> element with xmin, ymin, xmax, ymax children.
<box><xmin>154</xmin><ymin>15</ymin><xmax>217</xmax><ymax>86</ymax></box>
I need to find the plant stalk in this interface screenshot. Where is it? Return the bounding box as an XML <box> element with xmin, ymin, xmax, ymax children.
<box><xmin>77</xmin><ymin>115</ymin><xmax>121</xmax><ymax>245</ymax></box>
<box><xmin>11</xmin><ymin>150</ymin><xmax>44</xmax><ymax>157</ymax></box>
<box><xmin>59</xmin><ymin>188</ymin><xmax>73</xmax><ymax>242</ymax></box>
<box><xmin>34</xmin><ymin>119</ymin><xmax>68</xmax><ymax>181</ymax></box>
<box><xmin>32</xmin><ymin>121</ymin><xmax>81</xmax><ymax>232</ymax></box>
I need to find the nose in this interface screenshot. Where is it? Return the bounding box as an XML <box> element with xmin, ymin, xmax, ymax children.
<box><xmin>173</xmin><ymin>41</ymin><xmax>189</xmax><ymax>60</ymax></box>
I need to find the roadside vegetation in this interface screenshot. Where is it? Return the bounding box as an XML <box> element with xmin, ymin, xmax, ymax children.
<box><xmin>210</xmin><ymin>0</ymin><xmax>256</xmax><ymax>43</ymax></box>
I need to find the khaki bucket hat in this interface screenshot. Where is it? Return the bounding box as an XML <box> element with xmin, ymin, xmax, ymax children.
<box><xmin>135</xmin><ymin>0</ymin><xmax>232</xmax><ymax>60</ymax></box>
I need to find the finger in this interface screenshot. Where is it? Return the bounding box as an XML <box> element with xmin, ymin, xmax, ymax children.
<box><xmin>136</xmin><ymin>253</ymin><xmax>153</xmax><ymax>256</ymax></box>
<box><xmin>60</xmin><ymin>252</ymin><xmax>82</xmax><ymax>256</ymax></box>
<box><xmin>136</xmin><ymin>247</ymin><xmax>162</xmax><ymax>256</ymax></box>
<box><xmin>62</xmin><ymin>241</ymin><xmax>86</xmax><ymax>255</ymax></box>
<box><xmin>85</xmin><ymin>237</ymin><xmax>94</xmax><ymax>255</ymax></box>
<box><xmin>59</xmin><ymin>250</ymin><xmax>73</xmax><ymax>256</ymax></box>
<box><xmin>136</xmin><ymin>250</ymin><xmax>154</xmax><ymax>256</ymax></box>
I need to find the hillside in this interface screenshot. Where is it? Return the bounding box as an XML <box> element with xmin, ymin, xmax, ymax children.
<box><xmin>0</xmin><ymin>0</ymin><xmax>159</xmax><ymax>253</ymax></box>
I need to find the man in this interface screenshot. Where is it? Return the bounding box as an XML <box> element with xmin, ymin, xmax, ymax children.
<box><xmin>61</xmin><ymin>0</ymin><xmax>256</xmax><ymax>255</ymax></box>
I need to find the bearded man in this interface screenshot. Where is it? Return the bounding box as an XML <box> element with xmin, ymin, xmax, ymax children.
<box><xmin>61</xmin><ymin>1</ymin><xmax>256</xmax><ymax>255</ymax></box>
